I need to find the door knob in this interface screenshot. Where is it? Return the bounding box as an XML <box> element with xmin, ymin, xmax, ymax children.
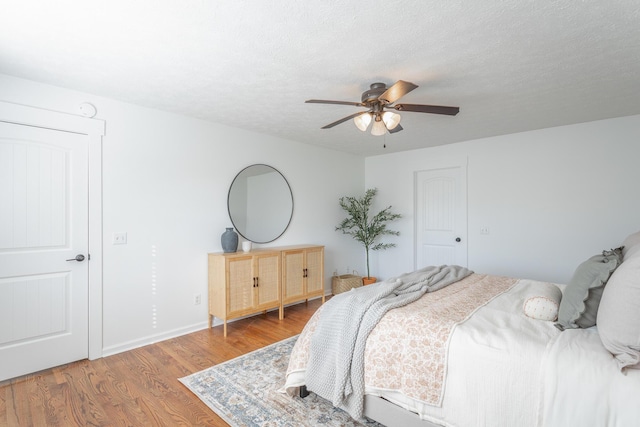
<box><xmin>66</xmin><ymin>254</ymin><xmax>86</xmax><ymax>262</ymax></box>
<box><xmin>455</xmin><ymin>237</ymin><xmax>461</xmax><ymax>242</ymax></box>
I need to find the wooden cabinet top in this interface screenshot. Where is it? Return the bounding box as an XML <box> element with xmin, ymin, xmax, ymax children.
<box><xmin>208</xmin><ymin>244</ymin><xmax>324</xmax><ymax>257</ymax></box>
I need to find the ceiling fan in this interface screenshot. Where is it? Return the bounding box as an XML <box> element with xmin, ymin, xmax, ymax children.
<box><xmin>306</xmin><ymin>80</ymin><xmax>459</xmax><ymax>136</ymax></box>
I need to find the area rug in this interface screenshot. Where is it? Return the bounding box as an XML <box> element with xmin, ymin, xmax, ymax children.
<box><xmin>179</xmin><ymin>336</ymin><xmax>382</xmax><ymax>427</ymax></box>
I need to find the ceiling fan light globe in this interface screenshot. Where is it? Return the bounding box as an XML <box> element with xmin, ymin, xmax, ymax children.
<box><xmin>353</xmin><ymin>113</ymin><xmax>372</xmax><ymax>131</ymax></box>
<box><xmin>371</xmin><ymin>119</ymin><xmax>387</xmax><ymax>136</ymax></box>
<box><xmin>382</xmin><ymin>111</ymin><xmax>401</xmax><ymax>130</ymax></box>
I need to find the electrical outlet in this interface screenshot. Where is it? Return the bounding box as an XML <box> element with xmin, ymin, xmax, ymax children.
<box><xmin>194</xmin><ymin>294</ymin><xmax>202</xmax><ymax>305</ymax></box>
<box><xmin>112</xmin><ymin>232</ymin><xmax>127</xmax><ymax>244</ymax></box>
<box><xmin>480</xmin><ymin>226</ymin><xmax>490</xmax><ymax>235</ymax></box>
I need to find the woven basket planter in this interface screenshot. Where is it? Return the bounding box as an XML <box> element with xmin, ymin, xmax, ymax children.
<box><xmin>332</xmin><ymin>274</ymin><xmax>362</xmax><ymax>295</ymax></box>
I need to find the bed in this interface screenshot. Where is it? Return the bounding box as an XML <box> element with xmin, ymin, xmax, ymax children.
<box><xmin>284</xmin><ymin>231</ymin><xmax>640</xmax><ymax>427</ymax></box>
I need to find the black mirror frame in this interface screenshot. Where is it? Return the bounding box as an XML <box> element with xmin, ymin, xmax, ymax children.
<box><xmin>227</xmin><ymin>164</ymin><xmax>294</xmax><ymax>244</ymax></box>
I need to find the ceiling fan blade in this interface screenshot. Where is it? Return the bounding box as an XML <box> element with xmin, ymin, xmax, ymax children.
<box><xmin>321</xmin><ymin>111</ymin><xmax>369</xmax><ymax>129</ymax></box>
<box><xmin>378</xmin><ymin>80</ymin><xmax>418</xmax><ymax>104</ymax></box>
<box><xmin>393</xmin><ymin>104</ymin><xmax>460</xmax><ymax>116</ymax></box>
<box><xmin>388</xmin><ymin>123</ymin><xmax>403</xmax><ymax>134</ymax></box>
<box><xmin>306</xmin><ymin>99</ymin><xmax>364</xmax><ymax>107</ymax></box>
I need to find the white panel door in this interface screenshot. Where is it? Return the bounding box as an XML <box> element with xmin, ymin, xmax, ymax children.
<box><xmin>415</xmin><ymin>166</ymin><xmax>467</xmax><ymax>269</ymax></box>
<box><xmin>0</xmin><ymin>121</ymin><xmax>88</xmax><ymax>381</ymax></box>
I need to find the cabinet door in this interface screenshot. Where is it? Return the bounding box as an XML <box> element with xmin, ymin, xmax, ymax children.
<box><xmin>282</xmin><ymin>250</ymin><xmax>305</xmax><ymax>302</ymax></box>
<box><xmin>254</xmin><ymin>253</ymin><xmax>280</xmax><ymax>310</ymax></box>
<box><xmin>305</xmin><ymin>248</ymin><xmax>324</xmax><ymax>296</ymax></box>
<box><xmin>227</xmin><ymin>256</ymin><xmax>254</xmax><ymax>316</ymax></box>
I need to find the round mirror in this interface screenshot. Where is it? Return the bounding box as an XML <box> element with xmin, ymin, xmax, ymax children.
<box><xmin>227</xmin><ymin>164</ymin><xmax>293</xmax><ymax>243</ymax></box>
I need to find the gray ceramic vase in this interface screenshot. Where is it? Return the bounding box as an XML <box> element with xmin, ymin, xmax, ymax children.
<box><xmin>221</xmin><ymin>227</ymin><xmax>238</xmax><ymax>253</ymax></box>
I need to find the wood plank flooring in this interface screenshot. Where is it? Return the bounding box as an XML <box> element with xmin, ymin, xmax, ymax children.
<box><xmin>0</xmin><ymin>299</ymin><xmax>323</xmax><ymax>427</ymax></box>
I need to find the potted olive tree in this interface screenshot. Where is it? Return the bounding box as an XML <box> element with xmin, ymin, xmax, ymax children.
<box><xmin>336</xmin><ymin>188</ymin><xmax>401</xmax><ymax>285</ymax></box>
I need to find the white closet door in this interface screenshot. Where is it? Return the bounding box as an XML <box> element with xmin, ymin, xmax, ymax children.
<box><xmin>0</xmin><ymin>121</ymin><xmax>89</xmax><ymax>381</ymax></box>
<box><xmin>415</xmin><ymin>166</ymin><xmax>467</xmax><ymax>269</ymax></box>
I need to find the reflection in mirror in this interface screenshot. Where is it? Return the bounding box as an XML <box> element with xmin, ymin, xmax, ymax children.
<box><xmin>227</xmin><ymin>164</ymin><xmax>293</xmax><ymax>243</ymax></box>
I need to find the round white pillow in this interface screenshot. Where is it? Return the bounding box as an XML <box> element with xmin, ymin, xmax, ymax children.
<box><xmin>523</xmin><ymin>282</ymin><xmax>562</xmax><ymax>321</ymax></box>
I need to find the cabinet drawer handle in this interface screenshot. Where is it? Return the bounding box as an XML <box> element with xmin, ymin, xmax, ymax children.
<box><xmin>253</xmin><ymin>277</ymin><xmax>257</xmax><ymax>287</ymax></box>
<box><xmin>256</xmin><ymin>277</ymin><xmax>259</xmax><ymax>287</ymax></box>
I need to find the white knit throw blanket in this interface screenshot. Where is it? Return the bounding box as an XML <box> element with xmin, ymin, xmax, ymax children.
<box><xmin>305</xmin><ymin>265</ymin><xmax>473</xmax><ymax>420</ymax></box>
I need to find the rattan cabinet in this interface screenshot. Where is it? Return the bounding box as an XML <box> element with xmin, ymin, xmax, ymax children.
<box><xmin>208</xmin><ymin>250</ymin><xmax>281</xmax><ymax>336</ymax></box>
<box><xmin>208</xmin><ymin>245</ymin><xmax>324</xmax><ymax>336</ymax></box>
<box><xmin>282</xmin><ymin>246</ymin><xmax>325</xmax><ymax>306</ymax></box>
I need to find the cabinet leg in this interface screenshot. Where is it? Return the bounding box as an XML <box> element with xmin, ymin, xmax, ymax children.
<box><xmin>208</xmin><ymin>315</ymin><xmax>213</xmax><ymax>328</ymax></box>
<box><xmin>322</xmin><ymin>294</ymin><xmax>326</xmax><ymax>304</ymax></box>
<box><xmin>279</xmin><ymin>304</ymin><xmax>284</xmax><ymax>320</ymax></box>
<box><xmin>223</xmin><ymin>321</ymin><xmax>227</xmax><ymax>337</ymax></box>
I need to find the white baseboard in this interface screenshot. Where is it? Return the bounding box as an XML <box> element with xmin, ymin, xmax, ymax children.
<box><xmin>100</xmin><ymin>296</ymin><xmax>330</xmax><ymax>358</ymax></box>
<box><xmin>100</xmin><ymin>321</ymin><xmax>209</xmax><ymax>358</ymax></box>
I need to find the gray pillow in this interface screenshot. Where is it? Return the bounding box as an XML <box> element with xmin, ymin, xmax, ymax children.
<box><xmin>555</xmin><ymin>248</ymin><xmax>623</xmax><ymax>330</ymax></box>
<box><xmin>597</xmin><ymin>251</ymin><xmax>640</xmax><ymax>370</ymax></box>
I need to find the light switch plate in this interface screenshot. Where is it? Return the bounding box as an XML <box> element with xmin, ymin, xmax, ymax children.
<box><xmin>113</xmin><ymin>232</ymin><xmax>127</xmax><ymax>245</ymax></box>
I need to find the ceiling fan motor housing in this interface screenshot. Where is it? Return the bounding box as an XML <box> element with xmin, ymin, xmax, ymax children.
<box><xmin>361</xmin><ymin>82</ymin><xmax>388</xmax><ymax>104</ymax></box>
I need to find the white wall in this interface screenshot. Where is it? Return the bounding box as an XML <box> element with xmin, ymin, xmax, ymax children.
<box><xmin>5</xmin><ymin>72</ymin><xmax>639</xmax><ymax>356</ymax></box>
<box><xmin>366</xmin><ymin>115</ymin><xmax>640</xmax><ymax>284</ymax></box>
<box><xmin>0</xmin><ymin>74</ymin><xmax>365</xmax><ymax>356</ymax></box>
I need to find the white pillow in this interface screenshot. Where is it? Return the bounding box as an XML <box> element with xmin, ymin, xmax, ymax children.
<box><xmin>523</xmin><ymin>282</ymin><xmax>562</xmax><ymax>321</ymax></box>
<box><xmin>597</xmin><ymin>250</ymin><xmax>640</xmax><ymax>370</ymax></box>
<box><xmin>622</xmin><ymin>230</ymin><xmax>640</xmax><ymax>261</ymax></box>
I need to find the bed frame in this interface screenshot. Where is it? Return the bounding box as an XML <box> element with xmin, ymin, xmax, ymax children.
<box><xmin>364</xmin><ymin>395</ymin><xmax>439</xmax><ymax>427</ymax></box>
<box><xmin>300</xmin><ymin>386</ymin><xmax>439</xmax><ymax>427</ymax></box>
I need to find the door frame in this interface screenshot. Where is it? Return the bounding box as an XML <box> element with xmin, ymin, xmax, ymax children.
<box><xmin>0</xmin><ymin>101</ymin><xmax>105</xmax><ymax>360</ymax></box>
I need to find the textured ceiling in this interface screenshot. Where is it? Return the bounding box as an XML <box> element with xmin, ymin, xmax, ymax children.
<box><xmin>1</xmin><ymin>1</ymin><xmax>639</xmax><ymax>156</ymax></box>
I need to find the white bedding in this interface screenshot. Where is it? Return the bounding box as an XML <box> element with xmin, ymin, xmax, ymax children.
<box><xmin>288</xmin><ymin>278</ymin><xmax>640</xmax><ymax>427</ymax></box>
<box><xmin>540</xmin><ymin>326</ymin><xmax>640</xmax><ymax>427</ymax></box>
<box><xmin>367</xmin><ymin>279</ymin><xmax>640</xmax><ymax>427</ymax></box>
<box><xmin>366</xmin><ymin>279</ymin><xmax>562</xmax><ymax>426</ymax></box>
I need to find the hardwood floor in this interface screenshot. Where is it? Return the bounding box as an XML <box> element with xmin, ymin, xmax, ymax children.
<box><xmin>0</xmin><ymin>299</ymin><xmax>323</xmax><ymax>427</ymax></box>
